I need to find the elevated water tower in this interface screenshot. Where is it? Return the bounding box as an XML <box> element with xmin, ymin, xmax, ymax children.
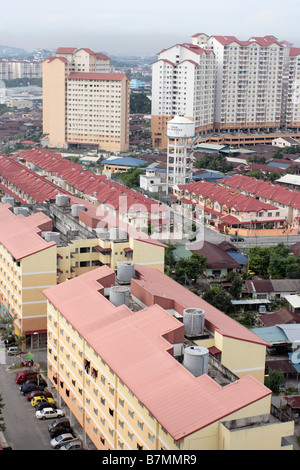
<box><xmin>166</xmin><ymin>116</ymin><xmax>195</xmax><ymax>193</ymax></box>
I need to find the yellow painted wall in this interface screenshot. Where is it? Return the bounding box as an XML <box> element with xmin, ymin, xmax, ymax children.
<box><xmin>216</xmin><ymin>333</ymin><xmax>267</xmax><ymax>383</ymax></box>
<box><xmin>131</xmin><ymin>239</ymin><xmax>165</xmax><ymax>272</ymax></box>
<box><xmin>43</xmin><ymin>58</ymin><xmax>67</xmax><ymax>148</ymax></box>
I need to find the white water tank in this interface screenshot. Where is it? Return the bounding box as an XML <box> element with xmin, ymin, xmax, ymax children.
<box><xmin>1</xmin><ymin>196</ymin><xmax>14</xmax><ymax>207</ymax></box>
<box><xmin>167</xmin><ymin>116</ymin><xmax>195</xmax><ymax>139</ymax></box>
<box><xmin>183</xmin><ymin>346</ymin><xmax>209</xmax><ymax>377</ymax></box>
<box><xmin>56</xmin><ymin>194</ymin><xmax>69</xmax><ymax>206</ymax></box>
<box><xmin>183</xmin><ymin>308</ymin><xmax>205</xmax><ymax>337</ymax></box>
<box><xmin>117</xmin><ymin>261</ymin><xmax>135</xmax><ymax>284</ymax></box>
<box><xmin>43</xmin><ymin>231</ymin><xmax>61</xmax><ymax>245</ymax></box>
<box><xmin>95</xmin><ymin>227</ymin><xmax>110</xmax><ymax>240</ymax></box>
<box><xmin>109</xmin><ymin>227</ymin><xmax>127</xmax><ymax>241</ymax></box>
<box><xmin>71</xmin><ymin>204</ymin><xmax>85</xmax><ymax>217</ymax></box>
<box><xmin>109</xmin><ymin>286</ymin><xmax>130</xmax><ymax>307</ymax></box>
<box><xmin>13</xmin><ymin>207</ymin><xmax>28</xmax><ymax>217</ymax></box>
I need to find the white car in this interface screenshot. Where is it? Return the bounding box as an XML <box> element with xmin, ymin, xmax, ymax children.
<box><xmin>36</xmin><ymin>407</ymin><xmax>64</xmax><ymax>420</ymax></box>
<box><xmin>50</xmin><ymin>433</ymin><xmax>78</xmax><ymax>449</ymax></box>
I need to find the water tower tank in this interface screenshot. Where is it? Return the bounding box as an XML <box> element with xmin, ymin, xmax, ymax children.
<box><xmin>167</xmin><ymin>116</ymin><xmax>195</xmax><ymax>139</ymax></box>
<box><xmin>13</xmin><ymin>207</ymin><xmax>28</xmax><ymax>217</ymax></box>
<box><xmin>1</xmin><ymin>196</ymin><xmax>15</xmax><ymax>207</ymax></box>
<box><xmin>183</xmin><ymin>346</ymin><xmax>209</xmax><ymax>377</ymax></box>
<box><xmin>117</xmin><ymin>261</ymin><xmax>135</xmax><ymax>284</ymax></box>
<box><xmin>183</xmin><ymin>308</ymin><xmax>205</xmax><ymax>337</ymax></box>
<box><xmin>71</xmin><ymin>204</ymin><xmax>85</xmax><ymax>217</ymax></box>
<box><xmin>109</xmin><ymin>286</ymin><xmax>130</xmax><ymax>307</ymax></box>
<box><xmin>56</xmin><ymin>194</ymin><xmax>69</xmax><ymax>207</ymax></box>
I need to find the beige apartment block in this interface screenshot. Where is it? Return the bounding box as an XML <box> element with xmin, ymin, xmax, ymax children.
<box><xmin>42</xmin><ymin>47</ymin><xmax>129</xmax><ymax>152</ymax></box>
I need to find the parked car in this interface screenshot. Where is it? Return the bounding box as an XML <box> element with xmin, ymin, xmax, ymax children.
<box><xmin>20</xmin><ymin>383</ymin><xmax>45</xmax><ymax>394</ymax></box>
<box><xmin>7</xmin><ymin>346</ymin><xmax>21</xmax><ymax>355</ymax></box>
<box><xmin>50</xmin><ymin>433</ymin><xmax>78</xmax><ymax>449</ymax></box>
<box><xmin>35</xmin><ymin>401</ymin><xmax>58</xmax><ymax>412</ymax></box>
<box><xmin>31</xmin><ymin>396</ymin><xmax>56</xmax><ymax>407</ymax></box>
<box><xmin>26</xmin><ymin>390</ymin><xmax>53</xmax><ymax>401</ymax></box>
<box><xmin>230</xmin><ymin>236</ymin><xmax>244</xmax><ymax>242</ymax></box>
<box><xmin>15</xmin><ymin>371</ymin><xmax>38</xmax><ymax>385</ymax></box>
<box><xmin>48</xmin><ymin>418</ymin><xmax>71</xmax><ymax>436</ymax></box>
<box><xmin>36</xmin><ymin>407</ymin><xmax>64</xmax><ymax>420</ymax></box>
<box><xmin>60</xmin><ymin>441</ymin><xmax>83</xmax><ymax>450</ymax></box>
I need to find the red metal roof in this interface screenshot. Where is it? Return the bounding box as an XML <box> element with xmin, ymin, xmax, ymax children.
<box><xmin>43</xmin><ymin>266</ymin><xmax>272</xmax><ymax>441</ymax></box>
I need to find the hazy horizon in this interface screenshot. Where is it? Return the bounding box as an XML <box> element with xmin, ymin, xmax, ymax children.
<box><xmin>1</xmin><ymin>0</ymin><xmax>300</xmax><ymax>57</ymax></box>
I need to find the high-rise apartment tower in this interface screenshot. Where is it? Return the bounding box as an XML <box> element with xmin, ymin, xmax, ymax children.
<box><xmin>43</xmin><ymin>47</ymin><xmax>129</xmax><ymax>152</ymax></box>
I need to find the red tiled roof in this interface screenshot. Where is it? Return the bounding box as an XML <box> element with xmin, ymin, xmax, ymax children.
<box><xmin>55</xmin><ymin>47</ymin><xmax>77</xmax><ymax>54</ymax></box>
<box><xmin>290</xmin><ymin>48</ymin><xmax>300</xmax><ymax>57</ymax></box>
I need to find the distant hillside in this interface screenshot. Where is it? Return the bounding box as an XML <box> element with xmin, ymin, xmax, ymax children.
<box><xmin>0</xmin><ymin>45</ymin><xmax>28</xmax><ymax>57</ymax></box>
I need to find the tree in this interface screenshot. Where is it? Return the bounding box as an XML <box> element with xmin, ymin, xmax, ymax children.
<box><xmin>130</xmin><ymin>93</ymin><xmax>151</xmax><ymax>114</ymax></box>
<box><xmin>267</xmin><ymin>243</ymin><xmax>291</xmax><ymax>279</ymax></box>
<box><xmin>248</xmin><ymin>246</ymin><xmax>271</xmax><ymax>278</ymax></box>
<box><xmin>174</xmin><ymin>253</ymin><xmax>208</xmax><ymax>285</ymax></box>
<box><xmin>228</xmin><ymin>273</ymin><xmax>243</xmax><ymax>299</ymax></box>
<box><xmin>264</xmin><ymin>369</ymin><xmax>285</xmax><ymax>393</ymax></box>
<box><xmin>0</xmin><ymin>393</ymin><xmax>5</xmax><ymax>432</ymax></box>
<box><xmin>202</xmin><ymin>285</ymin><xmax>233</xmax><ymax>316</ymax></box>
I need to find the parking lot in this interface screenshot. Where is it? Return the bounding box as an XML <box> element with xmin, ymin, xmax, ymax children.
<box><xmin>0</xmin><ymin>347</ymin><xmax>82</xmax><ymax>450</ymax></box>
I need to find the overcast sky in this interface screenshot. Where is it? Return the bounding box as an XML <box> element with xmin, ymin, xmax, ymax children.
<box><xmin>1</xmin><ymin>0</ymin><xmax>299</xmax><ymax>56</ymax></box>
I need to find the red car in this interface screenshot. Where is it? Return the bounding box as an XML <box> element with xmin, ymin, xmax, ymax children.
<box><xmin>26</xmin><ymin>390</ymin><xmax>53</xmax><ymax>402</ymax></box>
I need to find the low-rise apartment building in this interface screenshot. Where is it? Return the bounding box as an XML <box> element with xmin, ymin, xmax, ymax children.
<box><xmin>43</xmin><ymin>264</ymin><xmax>294</xmax><ymax>450</ymax></box>
<box><xmin>0</xmin><ymin>203</ymin><xmax>57</xmax><ymax>346</ymax></box>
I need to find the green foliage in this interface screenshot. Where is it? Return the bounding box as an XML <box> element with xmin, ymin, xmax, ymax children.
<box><xmin>113</xmin><ymin>165</ymin><xmax>147</xmax><ymax>188</ymax></box>
<box><xmin>173</xmin><ymin>253</ymin><xmax>208</xmax><ymax>284</ymax></box>
<box><xmin>130</xmin><ymin>93</ymin><xmax>151</xmax><ymax>114</ymax></box>
<box><xmin>228</xmin><ymin>273</ymin><xmax>243</xmax><ymax>299</ymax></box>
<box><xmin>248</xmin><ymin>246</ymin><xmax>271</xmax><ymax>278</ymax></box>
<box><xmin>202</xmin><ymin>285</ymin><xmax>233</xmax><ymax>316</ymax></box>
<box><xmin>194</xmin><ymin>154</ymin><xmax>233</xmax><ymax>173</ymax></box>
<box><xmin>264</xmin><ymin>369</ymin><xmax>286</xmax><ymax>394</ymax></box>
<box><xmin>248</xmin><ymin>243</ymin><xmax>300</xmax><ymax>279</ymax></box>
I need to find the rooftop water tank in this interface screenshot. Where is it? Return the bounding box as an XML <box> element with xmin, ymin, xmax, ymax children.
<box><xmin>167</xmin><ymin>116</ymin><xmax>195</xmax><ymax>139</ymax></box>
<box><xmin>109</xmin><ymin>286</ymin><xmax>130</xmax><ymax>307</ymax></box>
<box><xmin>183</xmin><ymin>346</ymin><xmax>209</xmax><ymax>377</ymax></box>
<box><xmin>117</xmin><ymin>261</ymin><xmax>135</xmax><ymax>284</ymax></box>
<box><xmin>13</xmin><ymin>207</ymin><xmax>28</xmax><ymax>217</ymax></box>
<box><xmin>95</xmin><ymin>227</ymin><xmax>110</xmax><ymax>240</ymax></box>
<box><xmin>183</xmin><ymin>308</ymin><xmax>205</xmax><ymax>337</ymax></box>
<box><xmin>1</xmin><ymin>196</ymin><xmax>15</xmax><ymax>207</ymax></box>
<box><xmin>43</xmin><ymin>231</ymin><xmax>61</xmax><ymax>245</ymax></box>
<box><xmin>109</xmin><ymin>227</ymin><xmax>127</xmax><ymax>241</ymax></box>
<box><xmin>56</xmin><ymin>194</ymin><xmax>69</xmax><ymax>207</ymax></box>
<box><xmin>71</xmin><ymin>204</ymin><xmax>85</xmax><ymax>217</ymax></box>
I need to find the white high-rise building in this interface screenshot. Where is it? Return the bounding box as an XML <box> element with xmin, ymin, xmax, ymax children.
<box><xmin>43</xmin><ymin>47</ymin><xmax>130</xmax><ymax>152</ymax></box>
<box><xmin>192</xmin><ymin>34</ymin><xmax>285</xmax><ymax>132</ymax></box>
<box><xmin>151</xmin><ymin>42</ymin><xmax>215</xmax><ymax>149</ymax></box>
<box><xmin>286</xmin><ymin>48</ymin><xmax>300</xmax><ymax>131</ymax></box>
<box><xmin>152</xmin><ymin>33</ymin><xmax>291</xmax><ymax>149</ymax></box>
